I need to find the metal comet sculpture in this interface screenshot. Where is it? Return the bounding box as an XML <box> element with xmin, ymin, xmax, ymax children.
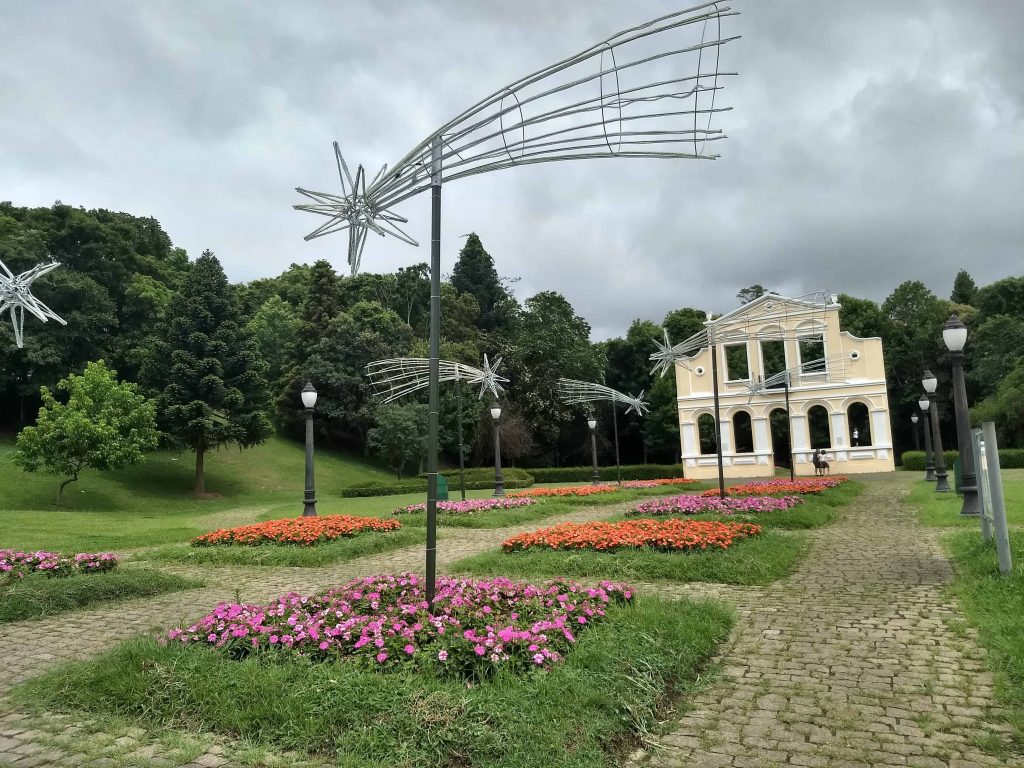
<box><xmin>558</xmin><ymin>378</ymin><xmax>650</xmax><ymax>484</ymax></box>
<box><xmin>296</xmin><ymin>3</ymin><xmax>737</xmax><ymax>600</ymax></box>
<box><xmin>366</xmin><ymin>354</ymin><xmax>507</xmax><ymax>403</ymax></box>
<box><xmin>0</xmin><ymin>258</ymin><xmax>66</xmax><ymax>348</ymax></box>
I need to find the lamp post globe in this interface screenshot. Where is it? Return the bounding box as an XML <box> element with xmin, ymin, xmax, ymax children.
<box><xmin>587</xmin><ymin>415</ymin><xmax>600</xmax><ymax>485</ymax></box>
<box><xmin>922</xmin><ymin>370</ymin><xmax>938</xmax><ymax>395</ymax></box>
<box><xmin>301</xmin><ymin>382</ymin><xmax>318</xmax><ymax>517</ymax></box>
<box><xmin>490</xmin><ymin>403</ymin><xmax>504</xmax><ymax>498</ymax></box>
<box><xmin>943</xmin><ymin>314</ymin><xmax>979</xmax><ymax>516</ymax></box>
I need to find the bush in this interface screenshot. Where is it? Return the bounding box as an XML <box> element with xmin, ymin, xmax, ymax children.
<box><xmin>900</xmin><ymin>449</ymin><xmax>1024</xmax><ymax>471</ymax></box>
<box><xmin>527</xmin><ymin>464</ymin><xmax>683</xmax><ymax>483</ymax></box>
<box><xmin>341</xmin><ymin>467</ymin><xmax>533</xmax><ymax>497</ymax></box>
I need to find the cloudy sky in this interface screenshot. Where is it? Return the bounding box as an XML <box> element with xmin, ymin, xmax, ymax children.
<box><xmin>3</xmin><ymin>1</ymin><xmax>1022</xmax><ymax>339</ymax></box>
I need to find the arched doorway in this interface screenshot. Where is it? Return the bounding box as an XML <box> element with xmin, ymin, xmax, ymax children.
<box><xmin>769</xmin><ymin>408</ymin><xmax>791</xmax><ymax>469</ymax></box>
<box><xmin>808</xmin><ymin>404</ymin><xmax>831</xmax><ymax>448</ymax></box>
<box><xmin>697</xmin><ymin>413</ymin><xmax>717</xmax><ymax>455</ymax></box>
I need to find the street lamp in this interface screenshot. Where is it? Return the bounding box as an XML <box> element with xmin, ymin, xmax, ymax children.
<box><xmin>918</xmin><ymin>395</ymin><xmax>935</xmax><ymax>481</ymax></box>
<box><xmin>490</xmin><ymin>403</ymin><xmax>504</xmax><ymax>498</ymax></box>
<box><xmin>587</xmin><ymin>414</ymin><xmax>600</xmax><ymax>485</ymax></box>
<box><xmin>910</xmin><ymin>412</ymin><xmax>920</xmax><ymax>452</ymax></box>
<box><xmin>922</xmin><ymin>371</ymin><xmax>951</xmax><ymax>492</ymax></box>
<box><xmin>943</xmin><ymin>314</ymin><xmax>979</xmax><ymax>516</ymax></box>
<box><xmin>300</xmin><ymin>382</ymin><xmax>318</xmax><ymax>516</ymax></box>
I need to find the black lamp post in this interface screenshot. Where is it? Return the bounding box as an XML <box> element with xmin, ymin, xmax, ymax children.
<box><xmin>918</xmin><ymin>395</ymin><xmax>935</xmax><ymax>481</ymax></box>
<box><xmin>490</xmin><ymin>403</ymin><xmax>504</xmax><ymax>498</ymax></box>
<box><xmin>910</xmin><ymin>412</ymin><xmax>920</xmax><ymax>452</ymax></box>
<box><xmin>301</xmin><ymin>382</ymin><xmax>318</xmax><ymax>516</ymax></box>
<box><xmin>922</xmin><ymin>371</ymin><xmax>951</xmax><ymax>492</ymax></box>
<box><xmin>943</xmin><ymin>314</ymin><xmax>979</xmax><ymax>516</ymax></box>
<box><xmin>587</xmin><ymin>414</ymin><xmax>600</xmax><ymax>485</ymax></box>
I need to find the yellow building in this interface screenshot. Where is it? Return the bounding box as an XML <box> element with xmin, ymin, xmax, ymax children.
<box><xmin>673</xmin><ymin>293</ymin><xmax>895</xmax><ymax>478</ymax></box>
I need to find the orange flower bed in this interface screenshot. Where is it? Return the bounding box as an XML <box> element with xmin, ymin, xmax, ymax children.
<box><xmin>502</xmin><ymin>519</ymin><xmax>760</xmax><ymax>553</ymax></box>
<box><xmin>507</xmin><ymin>485</ymin><xmax>619</xmax><ymax>499</ymax></box>
<box><xmin>700</xmin><ymin>476</ymin><xmax>849</xmax><ymax>497</ymax></box>
<box><xmin>192</xmin><ymin>515</ymin><xmax>402</xmax><ymax>547</ymax></box>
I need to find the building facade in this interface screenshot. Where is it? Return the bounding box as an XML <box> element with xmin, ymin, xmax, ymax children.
<box><xmin>675</xmin><ymin>293</ymin><xmax>895</xmax><ymax>479</ymax></box>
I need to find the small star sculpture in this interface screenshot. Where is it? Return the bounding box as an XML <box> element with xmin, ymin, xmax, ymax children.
<box><xmin>294</xmin><ymin>142</ymin><xmax>419</xmax><ymax>276</ymax></box>
<box><xmin>0</xmin><ymin>258</ymin><xmax>66</xmax><ymax>348</ymax></box>
<box><xmin>464</xmin><ymin>353</ymin><xmax>507</xmax><ymax>400</ymax></box>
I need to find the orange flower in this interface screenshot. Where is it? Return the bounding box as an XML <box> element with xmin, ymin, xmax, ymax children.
<box><xmin>502</xmin><ymin>519</ymin><xmax>760</xmax><ymax>553</ymax></box>
<box><xmin>507</xmin><ymin>485</ymin><xmax>619</xmax><ymax>499</ymax></box>
<box><xmin>192</xmin><ymin>515</ymin><xmax>401</xmax><ymax>547</ymax></box>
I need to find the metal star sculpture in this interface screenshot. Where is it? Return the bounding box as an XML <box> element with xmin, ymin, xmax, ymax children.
<box><xmin>0</xmin><ymin>258</ymin><xmax>66</xmax><ymax>348</ymax></box>
<box><xmin>557</xmin><ymin>378</ymin><xmax>649</xmax><ymax>416</ymax></box>
<box><xmin>367</xmin><ymin>353</ymin><xmax>508</xmax><ymax>403</ymax></box>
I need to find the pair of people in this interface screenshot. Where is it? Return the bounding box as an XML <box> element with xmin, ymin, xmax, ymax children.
<box><xmin>812</xmin><ymin>448</ymin><xmax>831</xmax><ymax>475</ymax></box>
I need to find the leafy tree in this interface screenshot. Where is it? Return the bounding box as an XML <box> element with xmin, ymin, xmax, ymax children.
<box><xmin>972</xmin><ymin>359</ymin><xmax>1024</xmax><ymax>447</ymax></box>
<box><xmin>145</xmin><ymin>251</ymin><xmax>272</xmax><ymax>495</ymax></box>
<box><xmin>475</xmin><ymin>404</ymin><xmax>534</xmax><ymax>467</ymax></box>
<box><xmin>451</xmin><ymin>233</ymin><xmax>515</xmax><ymax>334</ymax></box>
<box><xmin>966</xmin><ymin>315</ymin><xmax>1024</xmax><ymax>400</ymax></box>
<box><xmin>297</xmin><ymin>259</ymin><xmax>341</xmax><ymax>341</ymax></box>
<box><xmin>235</xmin><ymin>263</ymin><xmax>312</xmax><ymax>319</ymax></box>
<box><xmin>950</xmin><ymin>269</ymin><xmax>978</xmax><ymax>306</ymax></box>
<box><xmin>736</xmin><ymin>285</ymin><xmax>770</xmax><ymax>304</ymax></box>
<box><xmin>880</xmin><ymin>280</ymin><xmax>949</xmax><ymax>390</ymax></box>
<box><xmin>974</xmin><ymin>276</ymin><xmax>1024</xmax><ymax>319</ymax></box>
<box><xmin>837</xmin><ymin>294</ymin><xmax>890</xmax><ymax>339</ymax></box>
<box><xmin>247</xmin><ymin>296</ymin><xmax>299</xmax><ymax>384</ymax></box>
<box><xmin>605</xmin><ymin>319</ymin><xmax>662</xmax><ymax>463</ymax></box>
<box><xmin>13</xmin><ymin>361</ymin><xmax>158</xmax><ymax>506</ymax></box>
<box><xmin>367</xmin><ymin>402</ymin><xmax>428</xmax><ymax>478</ymax></box>
<box><xmin>662</xmin><ymin>307</ymin><xmax>706</xmax><ymax>344</ymax></box>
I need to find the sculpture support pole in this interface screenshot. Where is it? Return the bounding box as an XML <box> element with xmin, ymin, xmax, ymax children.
<box><xmin>426</xmin><ymin>136</ymin><xmax>442</xmax><ymax>603</ymax></box>
<box><xmin>456</xmin><ymin>373</ymin><xmax>466</xmax><ymax>501</ymax></box>
<box><xmin>612</xmin><ymin>403</ymin><xmax>622</xmax><ymax>485</ymax></box>
<box><xmin>784</xmin><ymin>374</ymin><xmax>794</xmax><ymax>482</ymax></box>
<box><xmin>710</xmin><ymin>333</ymin><xmax>726</xmax><ymax>498</ymax></box>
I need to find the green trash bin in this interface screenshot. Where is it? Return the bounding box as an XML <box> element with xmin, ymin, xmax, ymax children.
<box><xmin>952</xmin><ymin>458</ymin><xmax>962</xmax><ymax>494</ymax></box>
<box><xmin>437</xmin><ymin>474</ymin><xmax>449</xmax><ymax>501</ymax></box>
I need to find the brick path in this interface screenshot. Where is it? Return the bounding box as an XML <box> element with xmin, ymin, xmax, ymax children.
<box><xmin>0</xmin><ymin>477</ymin><xmax>1018</xmax><ymax>767</ymax></box>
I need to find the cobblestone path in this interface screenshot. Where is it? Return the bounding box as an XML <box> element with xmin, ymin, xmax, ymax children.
<box><xmin>0</xmin><ymin>477</ymin><xmax>1017</xmax><ymax>767</ymax></box>
<box><xmin>629</xmin><ymin>474</ymin><xmax>1018</xmax><ymax>768</ymax></box>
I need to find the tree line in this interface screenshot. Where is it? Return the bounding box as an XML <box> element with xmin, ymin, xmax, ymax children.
<box><xmin>1</xmin><ymin>202</ymin><xmax>1021</xmax><ymax>491</ymax></box>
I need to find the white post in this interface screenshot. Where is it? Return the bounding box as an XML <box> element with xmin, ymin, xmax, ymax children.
<box><xmin>982</xmin><ymin>422</ymin><xmax>1012</xmax><ymax>575</ymax></box>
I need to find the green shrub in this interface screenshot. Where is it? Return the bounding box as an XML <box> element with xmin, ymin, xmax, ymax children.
<box><xmin>900</xmin><ymin>449</ymin><xmax>1024</xmax><ymax>471</ymax></box>
<box><xmin>527</xmin><ymin>464</ymin><xmax>684</xmax><ymax>483</ymax></box>
<box><xmin>340</xmin><ymin>468</ymin><xmax>533</xmax><ymax>497</ymax></box>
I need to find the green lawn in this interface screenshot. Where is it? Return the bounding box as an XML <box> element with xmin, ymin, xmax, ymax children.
<box><xmin>452</xmin><ymin>530</ymin><xmax>806</xmax><ymax>585</ymax></box>
<box><xmin>912</xmin><ymin>468</ymin><xmax>1024</xmax><ymax>527</ymax></box>
<box><xmin>0</xmin><ymin>568</ymin><xmax>203</xmax><ymax>624</ymax></box>
<box><xmin>13</xmin><ymin>596</ymin><xmax>733</xmax><ymax>768</ymax></box>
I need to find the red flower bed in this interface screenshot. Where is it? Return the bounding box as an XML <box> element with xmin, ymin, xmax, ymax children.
<box><xmin>193</xmin><ymin>516</ymin><xmax>402</xmax><ymax>547</ymax></box>
<box><xmin>502</xmin><ymin>519</ymin><xmax>760</xmax><ymax>553</ymax></box>
<box><xmin>701</xmin><ymin>477</ymin><xmax>849</xmax><ymax>497</ymax></box>
<box><xmin>507</xmin><ymin>485</ymin><xmax>619</xmax><ymax>499</ymax></box>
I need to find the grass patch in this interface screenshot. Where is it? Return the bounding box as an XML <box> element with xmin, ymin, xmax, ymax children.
<box><xmin>452</xmin><ymin>530</ymin><xmax>806</xmax><ymax>585</ymax></box>
<box><xmin>136</xmin><ymin>529</ymin><xmax>424</xmax><ymax>567</ymax></box>
<box><xmin>913</xmin><ymin>469</ymin><xmax>1024</xmax><ymax>528</ymax></box>
<box><xmin>944</xmin><ymin>530</ymin><xmax>1024</xmax><ymax>753</ymax></box>
<box><xmin>0</xmin><ymin>568</ymin><xmax>203</xmax><ymax>624</ymax></box>
<box><xmin>13</xmin><ymin>596</ymin><xmax>733</xmax><ymax>768</ymax></box>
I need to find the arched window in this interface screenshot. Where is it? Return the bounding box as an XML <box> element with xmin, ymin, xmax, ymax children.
<box><xmin>732</xmin><ymin>411</ymin><xmax>754</xmax><ymax>453</ymax></box>
<box><xmin>847</xmin><ymin>402</ymin><xmax>872</xmax><ymax>446</ymax></box>
<box><xmin>808</xmin><ymin>405</ymin><xmax>831</xmax><ymax>448</ymax></box>
<box><xmin>697</xmin><ymin>414</ymin><xmax>717</xmax><ymax>455</ymax></box>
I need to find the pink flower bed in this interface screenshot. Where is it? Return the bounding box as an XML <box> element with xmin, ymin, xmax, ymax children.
<box><xmin>627</xmin><ymin>495</ymin><xmax>803</xmax><ymax>517</ymax></box>
<box><xmin>0</xmin><ymin>549</ymin><xmax>119</xmax><ymax>581</ymax></box>
<box><xmin>393</xmin><ymin>497</ymin><xmax>536</xmax><ymax>516</ymax></box>
<box><xmin>167</xmin><ymin>573</ymin><xmax>633</xmax><ymax>679</ymax></box>
<box><xmin>619</xmin><ymin>478</ymin><xmax>696</xmax><ymax>489</ymax></box>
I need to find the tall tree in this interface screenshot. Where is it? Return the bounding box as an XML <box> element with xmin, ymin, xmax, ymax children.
<box><xmin>837</xmin><ymin>294</ymin><xmax>890</xmax><ymax>339</ymax></box>
<box><xmin>247</xmin><ymin>296</ymin><xmax>299</xmax><ymax>384</ymax></box>
<box><xmin>450</xmin><ymin>233</ymin><xmax>514</xmax><ymax>334</ymax></box>
<box><xmin>367</xmin><ymin>402</ymin><xmax>429</xmax><ymax>478</ymax></box>
<box><xmin>145</xmin><ymin>251</ymin><xmax>272</xmax><ymax>495</ymax></box>
<box><xmin>973</xmin><ymin>276</ymin><xmax>1024</xmax><ymax>319</ymax></box>
<box><xmin>605</xmin><ymin>319</ymin><xmax>662</xmax><ymax>463</ymax></box>
<box><xmin>950</xmin><ymin>269</ymin><xmax>978</xmax><ymax>306</ymax></box>
<box><xmin>736</xmin><ymin>284</ymin><xmax>770</xmax><ymax>304</ymax></box>
<box><xmin>662</xmin><ymin>307</ymin><xmax>706</xmax><ymax>344</ymax></box>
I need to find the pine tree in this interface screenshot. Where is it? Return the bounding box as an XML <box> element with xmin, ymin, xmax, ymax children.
<box><xmin>950</xmin><ymin>269</ymin><xmax>978</xmax><ymax>305</ymax></box>
<box><xmin>450</xmin><ymin>233</ymin><xmax>513</xmax><ymax>334</ymax></box>
<box><xmin>146</xmin><ymin>250</ymin><xmax>271</xmax><ymax>495</ymax></box>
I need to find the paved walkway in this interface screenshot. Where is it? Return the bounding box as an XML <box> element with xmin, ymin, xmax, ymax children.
<box><xmin>0</xmin><ymin>477</ymin><xmax>1018</xmax><ymax>767</ymax></box>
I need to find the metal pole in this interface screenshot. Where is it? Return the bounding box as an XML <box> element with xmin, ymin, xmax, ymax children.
<box><xmin>590</xmin><ymin>422</ymin><xmax>600</xmax><ymax>485</ymax></box>
<box><xmin>912</xmin><ymin>418</ymin><xmax>920</xmax><ymax>451</ymax></box>
<box><xmin>929</xmin><ymin>397</ymin><xmax>951</xmax><ymax>493</ymax></box>
<box><xmin>455</xmin><ymin>372</ymin><xmax>466</xmax><ymax>500</ymax></box>
<box><xmin>710</xmin><ymin>335</ymin><xmax>726</xmax><ymax>498</ymax></box>
<box><xmin>492</xmin><ymin>412</ymin><xmax>505</xmax><ymax>497</ymax></box>
<box><xmin>612</xmin><ymin>402</ymin><xmax>622</xmax><ymax>485</ymax></box>
<box><xmin>784</xmin><ymin>374</ymin><xmax>794</xmax><ymax>481</ymax></box>
<box><xmin>302</xmin><ymin>406</ymin><xmax>317</xmax><ymax>516</ymax></box>
<box><xmin>982</xmin><ymin>421</ymin><xmax>1012</xmax><ymax>575</ymax></box>
<box><xmin>425</xmin><ymin>136</ymin><xmax>442</xmax><ymax>604</ymax></box>
<box><xmin>973</xmin><ymin>428</ymin><xmax>992</xmax><ymax>543</ymax></box>
<box><xmin>950</xmin><ymin>350</ymin><xmax>979</xmax><ymax>516</ymax></box>
<box><xmin>921</xmin><ymin>406</ymin><xmax>935</xmax><ymax>481</ymax></box>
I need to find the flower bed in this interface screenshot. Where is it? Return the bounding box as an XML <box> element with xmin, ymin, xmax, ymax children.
<box><xmin>701</xmin><ymin>476</ymin><xmax>849</xmax><ymax>497</ymax></box>
<box><xmin>1</xmin><ymin>549</ymin><xmax>119</xmax><ymax>581</ymax></box>
<box><xmin>619</xmin><ymin>478</ymin><xmax>696</xmax><ymax>489</ymax></box>
<box><xmin>502</xmin><ymin>519</ymin><xmax>761</xmax><ymax>553</ymax></box>
<box><xmin>167</xmin><ymin>573</ymin><xmax>633</xmax><ymax>679</ymax></box>
<box><xmin>392</xmin><ymin>497</ymin><xmax>536</xmax><ymax>516</ymax></box>
<box><xmin>628</xmin><ymin>494</ymin><xmax>803</xmax><ymax>517</ymax></box>
<box><xmin>507</xmin><ymin>485</ymin><xmax>619</xmax><ymax>499</ymax></box>
<box><xmin>192</xmin><ymin>516</ymin><xmax>402</xmax><ymax>547</ymax></box>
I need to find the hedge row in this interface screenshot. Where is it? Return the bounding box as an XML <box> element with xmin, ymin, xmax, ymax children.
<box><xmin>526</xmin><ymin>464</ymin><xmax>684</xmax><ymax>483</ymax></box>
<box><xmin>900</xmin><ymin>449</ymin><xmax>1024</xmax><ymax>471</ymax></box>
<box><xmin>340</xmin><ymin>468</ymin><xmax>533</xmax><ymax>497</ymax></box>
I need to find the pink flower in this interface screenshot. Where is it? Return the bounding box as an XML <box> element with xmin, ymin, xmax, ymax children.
<box><xmin>438</xmin><ymin>650</ymin><xmax>448</xmax><ymax>661</ymax></box>
<box><xmin>404</xmin><ymin>644</ymin><xmax>415</xmax><ymax>655</ymax></box>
